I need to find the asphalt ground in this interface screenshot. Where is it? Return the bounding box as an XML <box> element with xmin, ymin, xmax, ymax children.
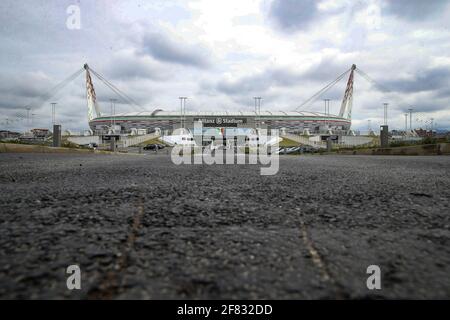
<box><xmin>0</xmin><ymin>153</ymin><xmax>449</xmax><ymax>299</ymax></box>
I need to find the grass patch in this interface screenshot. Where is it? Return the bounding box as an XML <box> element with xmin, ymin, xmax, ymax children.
<box><xmin>61</xmin><ymin>140</ymin><xmax>86</xmax><ymax>149</ymax></box>
<box><xmin>138</xmin><ymin>137</ymin><xmax>167</xmax><ymax>146</ymax></box>
<box><xmin>389</xmin><ymin>136</ymin><xmax>448</xmax><ymax>148</ymax></box>
<box><xmin>0</xmin><ymin>139</ymin><xmax>50</xmax><ymax>146</ymax></box>
<box><xmin>279</xmin><ymin>137</ymin><xmax>301</xmax><ymax>147</ymax></box>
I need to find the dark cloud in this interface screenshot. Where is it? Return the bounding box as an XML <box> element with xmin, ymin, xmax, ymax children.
<box><xmin>384</xmin><ymin>67</ymin><xmax>450</xmax><ymax>93</ymax></box>
<box><xmin>213</xmin><ymin>57</ymin><xmax>352</xmax><ymax>96</ymax></box>
<box><xmin>0</xmin><ymin>76</ymin><xmax>49</xmax><ymax>99</ymax></box>
<box><xmin>383</xmin><ymin>0</ymin><xmax>449</xmax><ymax>21</ymax></box>
<box><xmin>1</xmin><ymin>1</ymin><xmax>449</xmax><ymax>131</ymax></box>
<box><xmin>301</xmin><ymin>59</ymin><xmax>354</xmax><ymax>82</ymax></box>
<box><xmin>0</xmin><ymin>72</ymin><xmax>53</xmax><ymax>110</ymax></box>
<box><xmin>268</xmin><ymin>0</ymin><xmax>318</xmax><ymax>32</ymax></box>
<box><xmin>214</xmin><ymin>67</ymin><xmax>303</xmax><ymax>95</ymax></box>
<box><xmin>267</xmin><ymin>0</ymin><xmax>449</xmax><ymax>33</ymax></box>
<box><xmin>437</xmin><ymin>86</ymin><xmax>450</xmax><ymax>99</ymax></box>
<box><xmin>105</xmin><ymin>52</ymin><xmax>170</xmax><ymax>81</ymax></box>
<box><xmin>142</xmin><ymin>33</ymin><xmax>211</xmax><ymax>68</ymax></box>
<box><xmin>208</xmin><ymin>59</ymin><xmax>450</xmax><ymax>119</ymax></box>
<box><xmin>411</xmin><ymin>102</ymin><xmax>449</xmax><ymax>113</ymax></box>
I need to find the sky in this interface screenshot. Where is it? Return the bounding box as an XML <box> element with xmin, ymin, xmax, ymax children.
<box><xmin>0</xmin><ymin>0</ymin><xmax>449</xmax><ymax>132</ymax></box>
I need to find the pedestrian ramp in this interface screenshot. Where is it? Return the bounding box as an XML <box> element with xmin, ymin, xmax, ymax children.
<box><xmin>281</xmin><ymin>133</ymin><xmax>327</xmax><ymax>149</ymax></box>
<box><xmin>119</xmin><ymin>132</ymin><xmax>161</xmax><ymax>148</ymax></box>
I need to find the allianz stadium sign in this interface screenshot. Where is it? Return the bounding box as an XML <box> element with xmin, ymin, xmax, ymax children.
<box><xmin>193</xmin><ymin>117</ymin><xmax>247</xmax><ymax>127</ymax></box>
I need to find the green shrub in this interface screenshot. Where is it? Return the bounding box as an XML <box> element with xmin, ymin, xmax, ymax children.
<box><xmin>61</xmin><ymin>141</ymin><xmax>82</xmax><ymax>149</ymax></box>
<box><xmin>422</xmin><ymin>137</ymin><xmax>437</xmax><ymax>145</ymax></box>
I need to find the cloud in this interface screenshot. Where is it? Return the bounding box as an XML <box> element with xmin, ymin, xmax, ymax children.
<box><xmin>384</xmin><ymin>67</ymin><xmax>450</xmax><ymax>94</ymax></box>
<box><xmin>141</xmin><ymin>32</ymin><xmax>211</xmax><ymax>68</ymax></box>
<box><xmin>268</xmin><ymin>0</ymin><xmax>319</xmax><ymax>32</ymax></box>
<box><xmin>105</xmin><ymin>50</ymin><xmax>170</xmax><ymax>81</ymax></box>
<box><xmin>0</xmin><ymin>71</ymin><xmax>56</xmax><ymax>119</ymax></box>
<box><xmin>1</xmin><ymin>0</ymin><xmax>450</xmax><ymax>131</ymax></box>
<box><xmin>214</xmin><ymin>67</ymin><xmax>301</xmax><ymax>95</ymax></box>
<box><xmin>207</xmin><ymin>65</ymin><xmax>351</xmax><ymax>110</ymax></box>
<box><xmin>0</xmin><ymin>72</ymin><xmax>53</xmax><ymax>100</ymax></box>
<box><xmin>383</xmin><ymin>0</ymin><xmax>449</xmax><ymax>21</ymax></box>
<box><xmin>213</xmin><ymin>56</ymin><xmax>353</xmax><ymax>96</ymax></box>
<box><xmin>301</xmin><ymin>58</ymin><xmax>355</xmax><ymax>82</ymax></box>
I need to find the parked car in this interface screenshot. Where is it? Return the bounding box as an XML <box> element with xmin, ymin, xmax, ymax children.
<box><xmin>80</xmin><ymin>143</ymin><xmax>98</xmax><ymax>149</ymax></box>
<box><xmin>143</xmin><ymin>144</ymin><xmax>157</xmax><ymax>150</ymax></box>
<box><xmin>300</xmin><ymin>146</ymin><xmax>317</xmax><ymax>153</ymax></box>
<box><xmin>143</xmin><ymin>144</ymin><xmax>165</xmax><ymax>150</ymax></box>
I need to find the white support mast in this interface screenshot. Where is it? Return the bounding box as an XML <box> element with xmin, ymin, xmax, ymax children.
<box><xmin>84</xmin><ymin>63</ymin><xmax>101</xmax><ymax>121</ymax></box>
<box><xmin>338</xmin><ymin>64</ymin><xmax>356</xmax><ymax>119</ymax></box>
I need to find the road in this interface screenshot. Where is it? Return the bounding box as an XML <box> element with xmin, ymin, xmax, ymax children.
<box><xmin>0</xmin><ymin>153</ymin><xmax>449</xmax><ymax>299</ymax></box>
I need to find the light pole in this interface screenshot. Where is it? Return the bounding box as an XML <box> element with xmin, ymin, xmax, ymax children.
<box><xmin>253</xmin><ymin>97</ymin><xmax>262</xmax><ymax>129</ymax></box>
<box><xmin>383</xmin><ymin>103</ymin><xmax>388</xmax><ymax>126</ymax></box>
<box><xmin>31</xmin><ymin>113</ymin><xmax>37</xmax><ymax>127</ymax></box>
<box><xmin>109</xmin><ymin>99</ymin><xmax>117</xmax><ymax>130</ymax></box>
<box><xmin>26</xmin><ymin>107</ymin><xmax>31</xmax><ymax>129</ymax></box>
<box><xmin>258</xmin><ymin>97</ymin><xmax>262</xmax><ymax>125</ymax></box>
<box><xmin>51</xmin><ymin>102</ymin><xmax>57</xmax><ymax>126</ymax></box>
<box><xmin>110</xmin><ymin>99</ymin><xmax>117</xmax><ymax>128</ymax></box>
<box><xmin>324</xmin><ymin>99</ymin><xmax>330</xmax><ymax>115</ymax></box>
<box><xmin>324</xmin><ymin>99</ymin><xmax>330</xmax><ymax>128</ymax></box>
<box><xmin>5</xmin><ymin>118</ymin><xmax>9</xmax><ymax>136</ymax></box>
<box><xmin>404</xmin><ymin>113</ymin><xmax>408</xmax><ymax>133</ymax></box>
<box><xmin>110</xmin><ymin>99</ymin><xmax>113</xmax><ymax>128</ymax></box>
<box><xmin>408</xmin><ymin>108</ymin><xmax>413</xmax><ymax>130</ymax></box>
<box><xmin>254</xmin><ymin>97</ymin><xmax>257</xmax><ymax>128</ymax></box>
<box><xmin>179</xmin><ymin>97</ymin><xmax>187</xmax><ymax>129</ymax></box>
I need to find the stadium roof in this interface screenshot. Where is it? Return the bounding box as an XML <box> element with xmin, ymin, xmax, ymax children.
<box><xmin>109</xmin><ymin>110</ymin><xmax>345</xmax><ymax>119</ymax></box>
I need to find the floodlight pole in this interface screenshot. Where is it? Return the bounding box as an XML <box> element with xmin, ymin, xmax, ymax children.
<box><xmin>254</xmin><ymin>97</ymin><xmax>262</xmax><ymax>129</ymax></box>
<box><xmin>26</xmin><ymin>107</ymin><xmax>31</xmax><ymax>129</ymax></box>
<box><xmin>324</xmin><ymin>99</ymin><xmax>330</xmax><ymax>128</ymax></box>
<box><xmin>404</xmin><ymin>113</ymin><xmax>408</xmax><ymax>132</ymax></box>
<box><xmin>179</xmin><ymin>97</ymin><xmax>187</xmax><ymax>129</ymax></box>
<box><xmin>111</xmin><ymin>99</ymin><xmax>117</xmax><ymax>128</ymax></box>
<box><xmin>383</xmin><ymin>103</ymin><xmax>388</xmax><ymax>126</ymax></box>
<box><xmin>51</xmin><ymin>102</ymin><xmax>57</xmax><ymax>126</ymax></box>
<box><xmin>408</xmin><ymin>108</ymin><xmax>413</xmax><ymax>130</ymax></box>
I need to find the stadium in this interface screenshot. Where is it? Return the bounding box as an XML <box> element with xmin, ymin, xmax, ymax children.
<box><xmin>88</xmin><ymin>110</ymin><xmax>352</xmax><ymax>134</ymax></box>
<box><xmin>84</xmin><ymin>63</ymin><xmax>357</xmax><ymax>137</ymax></box>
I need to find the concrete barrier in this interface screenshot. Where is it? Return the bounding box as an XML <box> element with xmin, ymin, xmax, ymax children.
<box><xmin>67</xmin><ymin>135</ymin><xmax>100</xmax><ymax>145</ymax></box>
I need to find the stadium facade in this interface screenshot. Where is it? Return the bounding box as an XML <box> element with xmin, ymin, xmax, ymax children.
<box><xmin>89</xmin><ymin>110</ymin><xmax>351</xmax><ymax>134</ymax></box>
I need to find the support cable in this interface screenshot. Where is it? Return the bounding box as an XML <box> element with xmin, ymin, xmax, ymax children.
<box><xmin>26</xmin><ymin>67</ymin><xmax>85</xmax><ymax>110</ymax></box>
<box><xmin>88</xmin><ymin>68</ymin><xmax>143</xmax><ymax>111</ymax></box>
<box><xmin>355</xmin><ymin>68</ymin><xmax>391</xmax><ymax>94</ymax></box>
<box><xmin>295</xmin><ymin>67</ymin><xmax>351</xmax><ymax>111</ymax></box>
<box><xmin>12</xmin><ymin>67</ymin><xmax>85</xmax><ymax>119</ymax></box>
